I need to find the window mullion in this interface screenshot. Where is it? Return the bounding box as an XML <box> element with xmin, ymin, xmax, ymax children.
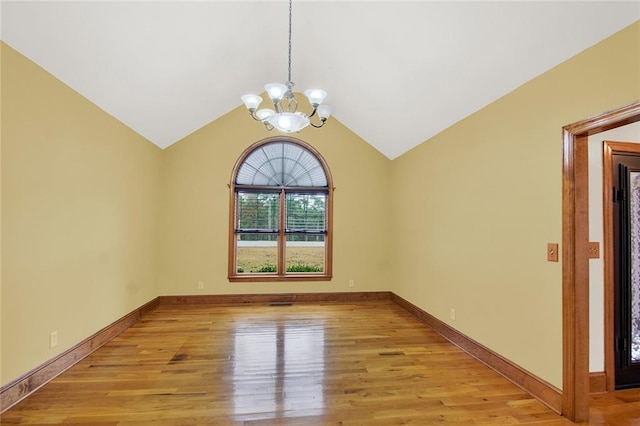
<box><xmin>278</xmin><ymin>188</ymin><xmax>286</xmax><ymax>275</ymax></box>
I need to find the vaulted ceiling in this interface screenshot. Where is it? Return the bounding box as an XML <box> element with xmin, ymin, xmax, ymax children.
<box><xmin>2</xmin><ymin>1</ymin><xmax>639</xmax><ymax>159</ymax></box>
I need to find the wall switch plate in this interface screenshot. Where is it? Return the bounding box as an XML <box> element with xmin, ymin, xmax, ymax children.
<box><xmin>348</xmin><ymin>280</ymin><xmax>354</xmax><ymax>288</ymax></box>
<box><xmin>547</xmin><ymin>243</ymin><xmax>559</xmax><ymax>262</ymax></box>
<box><xmin>450</xmin><ymin>308</ymin><xmax>456</xmax><ymax>321</ymax></box>
<box><xmin>588</xmin><ymin>242</ymin><xmax>600</xmax><ymax>259</ymax></box>
<box><xmin>197</xmin><ymin>281</ymin><xmax>204</xmax><ymax>290</ymax></box>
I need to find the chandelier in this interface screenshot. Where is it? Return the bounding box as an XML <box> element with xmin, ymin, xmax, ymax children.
<box><xmin>240</xmin><ymin>0</ymin><xmax>332</xmax><ymax>133</ymax></box>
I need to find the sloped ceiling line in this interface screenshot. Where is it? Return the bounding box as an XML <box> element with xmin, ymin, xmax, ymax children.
<box><xmin>1</xmin><ymin>1</ymin><xmax>638</xmax><ymax>159</ymax></box>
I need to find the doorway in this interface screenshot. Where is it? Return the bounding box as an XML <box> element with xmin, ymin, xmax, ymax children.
<box><xmin>563</xmin><ymin>101</ymin><xmax>640</xmax><ymax>422</ymax></box>
<box><xmin>603</xmin><ymin>143</ymin><xmax>640</xmax><ymax>389</ymax></box>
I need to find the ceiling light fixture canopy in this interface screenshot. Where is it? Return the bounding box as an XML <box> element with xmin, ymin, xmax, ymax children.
<box><xmin>241</xmin><ymin>0</ymin><xmax>332</xmax><ymax>133</ymax></box>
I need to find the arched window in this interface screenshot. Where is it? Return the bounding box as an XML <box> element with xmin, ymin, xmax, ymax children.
<box><xmin>228</xmin><ymin>137</ymin><xmax>333</xmax><ymax>281</ymax></box>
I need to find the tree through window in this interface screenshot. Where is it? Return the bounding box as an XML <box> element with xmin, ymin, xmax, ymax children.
<box><xmin>228</xmin><ymin>137</ymin><xmax>333</xmax><ymax>281</ymax></box>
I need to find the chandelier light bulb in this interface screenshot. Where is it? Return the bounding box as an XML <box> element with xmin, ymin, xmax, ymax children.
<box><xmin>304</xmin><ymin>89</ymin><xmax>327</xmax><ymax>107</ymax></box>
<box><xmin>241</xmin><ymin>94</ymin><xmax>263</xmax><ymax>111</ymax></box>
<box><xmin>278</xmin><ymin>115</ymin><xmax>292</xmax><ymax>130</ymax></box>
<box><xmin>317</xmin><ymin>104</ymin><xmax>333</xmax><ymax>120</ymax></box>
<box><xmin>265</xmin><ymin>112</ymin><xmax>310</xmax><ymax>133</ymax></box>
<box><xmin>256</xmin><ymin>109</ymin><xmax>275</xmax><ymax>120</ymax></box>
<box><xmin>265</xmin><ymin>83</ymin><xmax>289</xmax><ymax>102</ymax></box>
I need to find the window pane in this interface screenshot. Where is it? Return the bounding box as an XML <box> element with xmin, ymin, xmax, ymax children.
<box><xmin>237</xmin><ymin>192</ymin><xmax>279</xmax><ymax>231</ymax></box>
<box><xmin>281</xmin><ymin>143</ymin><xmax>327</xmax><ymax>187</ymax></box>
<box><xmin>236</xmin><ymin>234</ymin><xmax>278</xmax><ymax>274</ymax></box>
<box><xmin>286</xmin><ymin>193</ymin><xmax>326</xmax><ymax>232</ymax></box>
<box><xmin>236</xmin><ymin>142</ymin><xmax>328</xmax><ymax>187</ymax></box>
<box><xmin>285</xmin><ymin>235</ymin><xmax>325</xmax><ymax>273</ymax></box>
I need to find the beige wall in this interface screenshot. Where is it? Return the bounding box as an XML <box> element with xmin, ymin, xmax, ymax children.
<box><xmin>158</xmin><ymin>104</ymin><xmax>392</xmax><ymax>295</ymax></box>
<box><xmin>390</xmin><ymin>22</ymin><xmax>640</xmax><ymax>389</ymax></box>
<box><xmin>1</xmin><ymin>43</ymin><xmax>162</xmax><ymax>385</ymax></box>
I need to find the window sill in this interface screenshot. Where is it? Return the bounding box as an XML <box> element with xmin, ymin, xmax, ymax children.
<box><xmin>228</xmin><ymin>274</ymin><xmax>332</xmax><ymax>283</ymax></box>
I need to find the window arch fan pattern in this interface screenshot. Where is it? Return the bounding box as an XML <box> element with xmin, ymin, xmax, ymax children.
<box><xmin>236</xmin><ymin>142</ymin><xmax>327</xmax><ymax>187</ymax></box>
<box><xmin>229</xmin><ymin>138</ymin><xmax>333</xmax><ymax>281</ymax></box>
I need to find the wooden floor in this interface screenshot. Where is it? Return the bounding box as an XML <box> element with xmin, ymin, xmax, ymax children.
<box><xmin>1</xmin><ymin>301</ymin><xmax>639</xmax><ymax>425</ymax></box>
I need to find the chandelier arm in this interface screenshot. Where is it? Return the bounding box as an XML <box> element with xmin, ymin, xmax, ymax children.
<box><xmin>308</xmin><ymin>107</ymin><xmax>330</xmax><ymax>125</ymax></box>
<box><xmin>308</xmin><ymin>110</ymin><xmax>327</xmax><ymax>128</ymax></box>
<box><xmin>309</xmin><ymin>120</ymin><xmax>326</xmax><ymax>129</ymax></box>
<box><xmin>285</xmin><ymin>96</ymin><xmax>298</xmax><ymax>113</ymax></box>
<box><xmin>248</xmin><ymin>110</ymin><xmax>264</xmax><ymax>122</ymax></box>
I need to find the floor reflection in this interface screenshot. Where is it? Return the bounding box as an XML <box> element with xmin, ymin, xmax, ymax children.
<box><xmin>232</xmin><ymin>317</ymin><xmax>325</xmax><ymax>421</ymax></box>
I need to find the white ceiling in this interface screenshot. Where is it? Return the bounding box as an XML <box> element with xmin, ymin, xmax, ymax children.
<box><xmin>1</xmin><ymin>1</ymin><xmax>639</xmax><ymax>159</ymax></box>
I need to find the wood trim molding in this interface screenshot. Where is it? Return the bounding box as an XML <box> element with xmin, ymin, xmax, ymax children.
<box><xmin>0</xmin><ymin>297</ymin><xmax>160</xmax><ymax>413</ymax></box>
<box><xmin>390</xmin><ymin>293</ymin><xmax>563</xmax><ymax>414</ymax></box>
<box><xmin>158</xmin><ymin>291</ymin><xmax>392</xmax><ymax>306</ymax></box>
<box><xmin>562</xmin><ymin>100</ymin><xmax>640</xmax><ymax>422</ymax></box>
<box><xmin>590</xmin><ymin>372</ymin><xmax>608</xmax><ymax>394</ymax></box>
<box><xmin>562</xmin><ymin>131</ymin><xmax>591</xmax><ymax>422</ymax></box>
<box><xmin>603</xmin><ymin>140</ymin><xmax>616</xmax><ymax>394</ymax></box>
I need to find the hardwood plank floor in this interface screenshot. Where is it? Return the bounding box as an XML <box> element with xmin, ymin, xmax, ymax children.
<box><xmin>1</xmin><ymin>301</ymin><xmax>638</xmax><ymax>425</ymax></box>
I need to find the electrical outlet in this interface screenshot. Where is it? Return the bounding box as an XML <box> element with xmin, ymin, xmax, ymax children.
<box><xmin>348</xmin><ymin>279</ymin><xmax>355</xmax><ymax>288</ymax></box>
<box><xmin>198</xmin><ymin>281</ymin><xmax>204</xmax><ymax>290</ymax></box>
<box><xmin>50</xmin><ymin>331</ymin><xmax>58</xmax><ymax>348</ymax></box>
<box><xmin>450</xmin><ymin>308</ymin><xmax>456</xmax><ymax>321</ymax></box>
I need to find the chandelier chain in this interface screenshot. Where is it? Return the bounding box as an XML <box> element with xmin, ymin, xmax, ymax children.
<box><xmin>287</xmin><ymin>0</ymin><xmax>292</xmax><ymax>84</ymax></box>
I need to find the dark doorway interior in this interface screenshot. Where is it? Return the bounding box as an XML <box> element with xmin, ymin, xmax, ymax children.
<box><xmin>613</xmin><ymin>152</ymin><xmax>640</xmax><ymax>389</ymax></box>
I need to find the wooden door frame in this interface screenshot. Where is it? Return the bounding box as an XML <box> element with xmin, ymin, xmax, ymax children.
<box><xmin>562</xmin><ymin>100</ymin><xmax>640</xmax><ymax>422</ymax></box>
<box><xmin>603</xmin><ymin>140</ymin><xmax>640</xmax><ymax>392</ymax></box>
